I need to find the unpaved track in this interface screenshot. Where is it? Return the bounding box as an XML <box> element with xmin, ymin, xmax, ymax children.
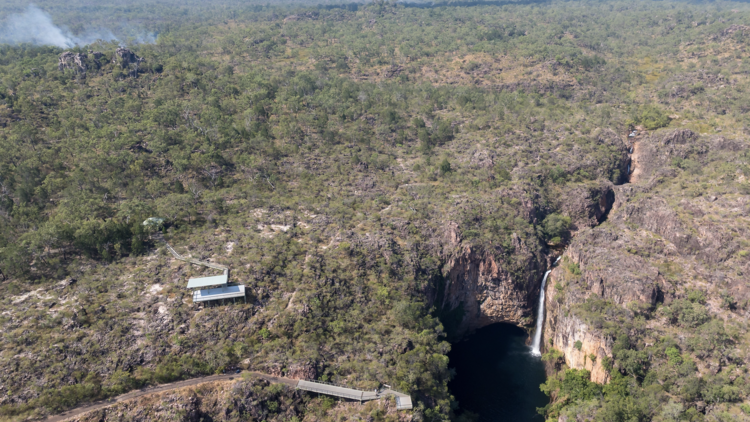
<box><xmin>44</xmin><ymin>372</ymin><xmax>299</xmax><ymax>422</ymax></box>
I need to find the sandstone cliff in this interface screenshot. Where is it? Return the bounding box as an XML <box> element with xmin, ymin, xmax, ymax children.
<box><xmin>540</xmin><ymin>128</ymin><xmax>750</xmax><ymax>397</ymax></box>
<box><xmin>435</xmin><ymin>177</ymin><xmax>620</xmax><ymax>338</ymax></box>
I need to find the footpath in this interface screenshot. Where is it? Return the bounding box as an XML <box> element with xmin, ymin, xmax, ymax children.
<box><xmin>44</xmin><ymin>372</ymin><xmax>298</xmax><ymax>422</ymax></box>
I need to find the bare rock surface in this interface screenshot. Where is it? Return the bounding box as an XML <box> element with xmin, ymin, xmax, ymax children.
<box><xmin>112</xmin><ymin>47</ymin><xmax>144</xmax><ymax>66</ymax></box>
<box><xmin>58</xmin><ymin>52</ymin><xmax>88</xmax><ymax>72</ymax></box>
<box><xmin>541</xmin><ymin>129</ymin><xmax>750</xmax><ymax>387</ymax></box>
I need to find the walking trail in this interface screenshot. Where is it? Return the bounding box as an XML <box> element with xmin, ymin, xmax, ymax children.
<box><xmin>44</xmin><ymin>372</ymin><xmax>297</xmax><ymax>422</ymax></box>
<box><xmin>45</xmin><ymin>371</ymin><xmax>411</xmax><ymax>421</ymax></box>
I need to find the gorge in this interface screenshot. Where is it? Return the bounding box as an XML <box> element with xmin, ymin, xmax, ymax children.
<box><xmin>443</xmin><ymin>136</ymin><xmax>630</xmax><ymax>418</ymax></box>
<box><xmin>2</xmin><ymin>1</ymin><xmax>750</xmax><ymax>419</ymax></box>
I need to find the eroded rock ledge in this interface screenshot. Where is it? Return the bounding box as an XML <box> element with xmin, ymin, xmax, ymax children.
<box><xmin>540</xmin><ymin>128</ymin><xmax>750</xmax><ymax>386</ymax></box>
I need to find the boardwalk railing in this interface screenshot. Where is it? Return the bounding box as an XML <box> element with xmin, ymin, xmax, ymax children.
<box><xmin>155</xmin><ymin>233</ymin><xmax>228</xmax><ymax>273</ymax></box>
<box><xmin>297</xmin><ymin>380</ymin><xmax>373</xmax><ymax>401</ymax></box>
<box><xmin>295</xmin><ymin>379</ymin><xmax>412</xmax><ymax>410</ymax></box>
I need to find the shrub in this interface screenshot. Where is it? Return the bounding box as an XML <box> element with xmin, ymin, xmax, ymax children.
<box><xmin>687</xmin><ymin>320</ymin><xmax>732</xmax><ymax>357</ymax></box>
<box><xmin>665</xmin><ymin>347</ymin><xmax>682</xmax><ymax>366</ymax></box>
<box><xmin>664</xmin><ymin>299</ymin><xmax>709</xmax><ymax>328</ymax></box>
<box><xmin>549</xmin><ymin>166</ymin><xmax>567</xmax><ymax>184</ymax></box>
<box><xmin>494</xmin><ymin>164</ymin><xmax>511</xmax><ymax>182</ymax></box>
<box><xmin>392</xmin><ymin>301</ymin><xmax>424</xmax><ymax>329</ymax></box>
<box><xmin>543</xmin><ymin>213</ymin><xmax>571</xmax><ymax>241</ymax></box>
<box><xmin>566</xmin><ymin>261</ymin><xmax>582</xmax><ymax>276</ymax></box>
<box><xmin>439</xmin><ymin>158</ymin><xmax>452</xmax><ymax>175</ymax></box>
<box><xmin>686</xmin><ymin>289</ymin><xmax>706</xmax><ymax>304</ymax></box>
<box><xmin>630</xmin><ymin>105</ymin><xmax>671</xmax><ymax>130</ymax></box>
<box><xmin>558</xmin><ymin>369</ymin><xmax>601</xmax><ymax>401</ymax></box>
<box><xmin>542</xmin><ymin>348</ymin><xmax>565</xmax><ymax>363</ymax></box>
<box><xmin>680</xmin><ymin>376</ymin><xmax>703</xmax><ymax>401</ymax></box>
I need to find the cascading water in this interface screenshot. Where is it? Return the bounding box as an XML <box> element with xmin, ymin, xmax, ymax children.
<box><xmin>530</xmin><ymin>270</ymin><xmax>551</xmax><ymax>356</ymax></box>
<box><xmin>531</xmin><ymin>257</ymin><xmax>560</xmax><ymax>357</ymax></box>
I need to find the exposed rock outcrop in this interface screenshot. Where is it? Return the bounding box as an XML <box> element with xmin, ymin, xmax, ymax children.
<box><xmin>73</xmin><ymin>378</ymin><xmax>306</xmax><ymax>422</ymax></box>
<box><xmin>541</xmin><ymin>129</ymin><xmax>750</xmax><ymax>386</ymax></box>
<box><xmin>263</xmin><ymin>361</ymin><xmax>318</xmax><ymax>380</ymax></box>
<box><xmin>557</xmin><ymin>180</ymin><xmax>615</xmax><ymax>230</ymax></box>
<box><xmin>112</xmin><ymin>47</ymin><xmax>144</xmax><ymax>78</ymax></box>
<box><xmin>112</xmin><ymin>47</ymin><xmax>144</xmax><ymax>67</ymax></box>
<box><xmin>58</xmin><ymin>51</ymin><xmax>88</xmax><ymax>72</ymax></box>
<box><xmin>629</xmin><ymin>128</ymin><xmax>704</xmax><ymax>183</ymax></box>
<box><xmin>59</xmin><ymin>50</ymin><xmax>105</xmax><ymax>74</ymax></box>
<box><xmin>439</xmin><ymin>244</ymin><xmax>543</xmax><ymax>335</ymax></box>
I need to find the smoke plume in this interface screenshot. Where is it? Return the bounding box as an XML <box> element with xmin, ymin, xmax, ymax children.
<box><xmin>0</xmin><ymin>5</ymin><xmax>153</xmax><ymax>48</ymax></box>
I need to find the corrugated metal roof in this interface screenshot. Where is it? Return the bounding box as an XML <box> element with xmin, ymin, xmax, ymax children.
<box><xmin>187</xmin><ymin>274</ymin><xmax>228</xmax><ymax>288</ymax></box>
<box><xmin>193</xmin><ymin>284</ymin><xmax>245</xmax><ymax>302</ymax></box>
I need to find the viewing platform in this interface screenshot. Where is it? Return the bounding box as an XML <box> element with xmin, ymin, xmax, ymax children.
<box><xmin>150</xmin><ymin>229</ymin><xmax>245</xmax><ymax>306</ymax></box>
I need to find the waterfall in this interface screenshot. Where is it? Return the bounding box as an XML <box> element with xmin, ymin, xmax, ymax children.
<box><xmin>531</xmin><ymin>258</ymin><xmax>559</xmax><ymax>356</ymax></box>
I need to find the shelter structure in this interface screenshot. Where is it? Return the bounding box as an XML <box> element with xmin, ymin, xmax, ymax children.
<box><xmin>149</xmin><ymin>226</ymin><xmax>246</xmax><ymax>306</ymax></box>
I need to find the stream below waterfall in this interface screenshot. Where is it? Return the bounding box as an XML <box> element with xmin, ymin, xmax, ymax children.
<box><xmin>448</xmin><ymin>324</ymin><xmax>548</xmax><ymax>422</ymax></box>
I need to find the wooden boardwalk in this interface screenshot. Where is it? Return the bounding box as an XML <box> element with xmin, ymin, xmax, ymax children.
<box><xmin>155</xmin><ymin>233</ymin><xmax>229</xmax><ymax>273</ymax></box>
<box><xmin>296</xmin><ymin>380</ymin><xmax>412</xmax><ymax>410</ymax></box>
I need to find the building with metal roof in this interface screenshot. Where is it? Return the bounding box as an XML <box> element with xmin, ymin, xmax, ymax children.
<box><xmin>151</xmin><ymin>229</ymin><xmax>246</xmax><ymax>307</ymax></box>
<box><xmin>187</xmin><ymin>274</ymin><xmax>229</xmax><ymax>289</ymax></box>
<box><xmin>193</xmin><ymin>284</ymin><xmax>246</xmax><ymax>303</ymax></box>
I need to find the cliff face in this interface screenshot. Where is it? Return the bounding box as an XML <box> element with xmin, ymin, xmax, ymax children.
<box><xmin>540</xmin><ymin>225</ymin><xmax>669</xmax><ymax>384</ymax></box>
<box><xmin>543</xmin><ymin>306</ymin><xmax>612</xmax><ymax>384</ymax></box>
<box><xmin>539</xmin><ymin>128</ymin><xmax>750</xmax><ymax>394</ymax></box>
<box><xmin>439</xmin><ymin>243</ymin><xmax>542</xmax><ymax>335</ymax></box>
<box><xmin>436</xmin><ymin>180</ymin><xmax>620</xmax><ymax>338</ymax></box>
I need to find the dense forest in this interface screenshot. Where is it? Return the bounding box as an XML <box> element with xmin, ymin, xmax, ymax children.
<box><xmin>1</xmin><ymin>0</ymin><xmax>750</xmax><ymax>421</ymax></box>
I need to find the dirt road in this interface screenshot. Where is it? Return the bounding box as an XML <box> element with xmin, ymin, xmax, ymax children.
<box><xmin>44</xmin><ymin>372</ymin><xmax>299</xmax><ymax>422</ymax></box>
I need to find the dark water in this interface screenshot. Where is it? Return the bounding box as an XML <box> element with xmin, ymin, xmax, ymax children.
<box><xmin>448</xmin><ymin>324</ymin><xmax>548</xmax><ymax>422</ymax></box>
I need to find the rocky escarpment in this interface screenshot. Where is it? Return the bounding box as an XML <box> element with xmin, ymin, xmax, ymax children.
<box><xmin>540</xmin><ymin>128</ymin><xmax>750</xmax><ymax>390</ymax></box>
<box><xmin>436</xmin><ymin>180</ymin><xmax>620</xmax><ymax>338</ymax></box>
<box><xmin>541</xmin><ymin>226</ymin><xmax>671</xmax><ymax>383</ymax></box>
<box><xmin>438</xmin><ymin>237</ymin><xmax>544</xmax><ymax>335</ymax></box>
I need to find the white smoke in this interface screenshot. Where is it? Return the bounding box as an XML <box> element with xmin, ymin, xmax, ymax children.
<box><xmin>0</xmin><ymin>5</ymin><xmax>155</xmax><ymax>48</ymax></box>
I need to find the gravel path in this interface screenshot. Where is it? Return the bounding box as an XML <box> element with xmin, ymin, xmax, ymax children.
<box><xmin>44</xmin><ymin>372</ymin><xmax>299</xmax><ymax>422</ymax></box>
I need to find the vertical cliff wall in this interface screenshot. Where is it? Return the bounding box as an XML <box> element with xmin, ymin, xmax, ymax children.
<box><xmin>437</xmin><ymin>182</ymin><xmax>619</xmax><ymax>340</ymax></box>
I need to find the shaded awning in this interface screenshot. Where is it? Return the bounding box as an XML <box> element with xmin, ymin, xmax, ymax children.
<box><xmin>187</xmin><ymin>274</ymin><xmax>228</xmax><ymax>289</ymax></box>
